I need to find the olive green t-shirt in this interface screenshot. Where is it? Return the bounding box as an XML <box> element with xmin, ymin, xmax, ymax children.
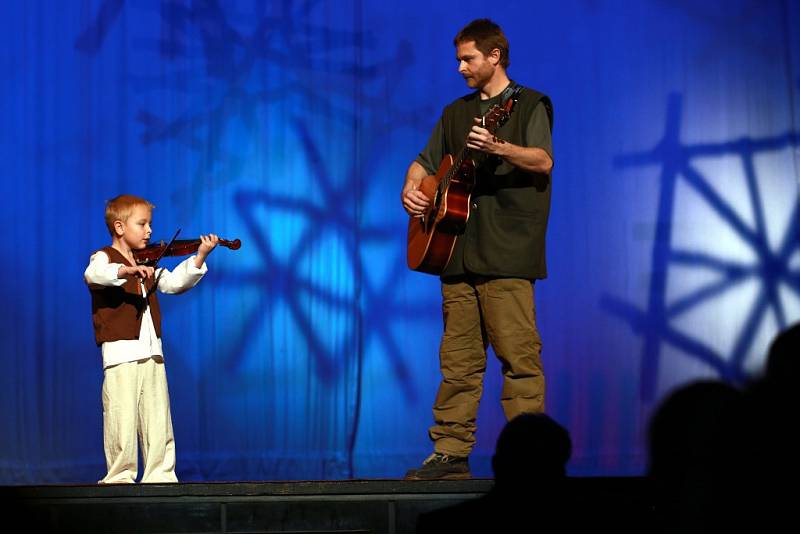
<box><xmin>415</xmin><ymin>95</ymin><xmax>553</xmax><ymax>175</ymax></box>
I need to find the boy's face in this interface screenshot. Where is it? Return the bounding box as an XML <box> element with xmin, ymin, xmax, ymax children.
<box><xmin>115</xmin><ymin>204</ymin><xmax>152</xmax><ymax>250</ymax></box>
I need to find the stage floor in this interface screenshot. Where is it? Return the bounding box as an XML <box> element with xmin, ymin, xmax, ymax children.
<box><xmin>2</xmin><ymin>477</ymin><xmax>650</xmax><ymax>533</ymax></box>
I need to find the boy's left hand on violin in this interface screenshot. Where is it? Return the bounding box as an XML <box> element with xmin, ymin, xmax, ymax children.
<box><xmin>195</xmin><ymin>234</ymin><xmax>220</xmax><ymax>268</ymax></box>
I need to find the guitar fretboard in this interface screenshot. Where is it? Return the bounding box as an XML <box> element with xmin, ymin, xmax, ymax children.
<box><xmin>440</xmin><ymin>101</ymin><xmax>512</xmax><ymax>191</ymax></box>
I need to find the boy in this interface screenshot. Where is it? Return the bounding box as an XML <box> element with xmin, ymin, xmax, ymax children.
<box><xmin>84</xmin><ymin>194</ymin><xmax>218</xmax><ymax>484</ymax></box>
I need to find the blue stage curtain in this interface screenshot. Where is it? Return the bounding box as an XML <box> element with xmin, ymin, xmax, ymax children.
<box><xmin>1</xmin><ymin>0</ymin><xmax>798</xmax><ymax>483</ymax></box>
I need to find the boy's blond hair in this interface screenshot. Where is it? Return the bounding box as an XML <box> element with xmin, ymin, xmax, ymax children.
<box><xmin>104</xmin><ymin>194</ymin><xmax>155</xmax><ymax>237</ymax></box>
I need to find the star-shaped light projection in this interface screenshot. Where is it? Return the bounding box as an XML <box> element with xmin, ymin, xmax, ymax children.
<box><xmin>76</xmin><ymin>0</ymin><xmax>422</xmax><ymax>213</ymax></box>
<box><xmin>603</xmin><ymin>93</ymin><xmax>800</xmax><ymax>402</ymax></box>
<box><xmin>74</xmin><ymin>0</ymin><xmax>442</xmax><ymax>478</ymax></box>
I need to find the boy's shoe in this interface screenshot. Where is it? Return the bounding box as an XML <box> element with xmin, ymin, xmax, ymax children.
<box><xmin>404</xmin><ymin>452</ymin><xmax>471</xmax><ymax>480</ymax></box>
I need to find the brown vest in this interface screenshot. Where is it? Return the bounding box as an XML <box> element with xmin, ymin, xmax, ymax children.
<box><xmin>89</xmin><ymin>246</ymin><xmax>162</xmax><ymax>346</ymax></box>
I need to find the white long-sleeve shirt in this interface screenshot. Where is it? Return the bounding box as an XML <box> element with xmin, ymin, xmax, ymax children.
<box><xmin>84</xmin><ymin>250</ymin><xmax>207</xmax><ymax>369</ymax></box>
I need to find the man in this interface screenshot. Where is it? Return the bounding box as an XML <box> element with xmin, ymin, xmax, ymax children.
<box><xmin>402</xmin><ymin>18</ymin><xmax>554</xmax><ymax>480</ymax></box>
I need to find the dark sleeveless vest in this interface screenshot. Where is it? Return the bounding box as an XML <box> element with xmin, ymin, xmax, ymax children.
<box><xmin>89</xmin><ymin>246</ymin><xmax>162</xmax><ymax>346</ymax></box>
<box><xmin>440</xmin><ymin>85</ymin><xmax>553</xmax><ymax>280</ymax></box>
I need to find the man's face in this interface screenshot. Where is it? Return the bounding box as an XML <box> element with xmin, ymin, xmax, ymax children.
<box><xmin>456</xmin><ymin>40</ymin><xmax>496</xmax><ymax>89</ymax></box>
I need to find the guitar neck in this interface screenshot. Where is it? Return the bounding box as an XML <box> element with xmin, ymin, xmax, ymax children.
<box><xmin>441</xmin><ymin>96</ymin><xmax>516</xmax><ymax>188</ymax></box>
<box><xmin>441</xmin><ymin>147</ymin><xmax>471</xmax><ymax>189</ymax></box>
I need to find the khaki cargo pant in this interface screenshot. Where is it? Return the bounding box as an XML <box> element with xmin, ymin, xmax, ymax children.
<box><xmin>430</xmin><ymin>276</ymin><xmax>545</xmax><ymax>457</ymax></box>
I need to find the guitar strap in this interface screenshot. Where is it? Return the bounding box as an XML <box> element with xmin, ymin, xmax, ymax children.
<box><xmin>499</xmin><ymin>80</ymin><xmax>521</xmax><ymax>107</ymax></box>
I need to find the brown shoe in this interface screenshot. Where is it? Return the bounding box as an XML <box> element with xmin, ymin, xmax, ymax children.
<box><xmin>404</xmin><ymin>452</ymin><xmax>471</xmax><ymax>480</ymax></box>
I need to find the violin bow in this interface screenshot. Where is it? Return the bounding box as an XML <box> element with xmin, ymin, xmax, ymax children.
<box><xmin>144</xmin><ymin>228</ymin><xmax>181</xmax><ymax>300</ymax></box>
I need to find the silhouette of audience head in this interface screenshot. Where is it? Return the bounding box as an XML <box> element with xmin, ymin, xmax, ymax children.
<box><xmin>647</xmin><ymin>380</ymin><xmax>741</xmax><ymax>481</ymax></box>
<box><xmin>415</xmin><ymin>413</ymin><xmax>573</xmax><ymax>534</ymax></box>
<box><xmin>737</xmin><ymin>321</ymin><xmax>800</xmax><ymax>528</ymax></box>
<box><xmin>643</xmin><ymin>323</ymin><xmax>800</xmax><ymax>533</ymax></box>
<box><xmin>492</xmin><ymin>412</ymin><xmax>571</xmax><ymax>487</ymax></box>
<box><xmin>763</xmin><ymin>321</ymin><xmax>799</xmax><ymax>386</ymax></box>
<box><xmin>647</xmin><ymin>379</ymin><xmax>745</xmax><ymax>532</ymax></box>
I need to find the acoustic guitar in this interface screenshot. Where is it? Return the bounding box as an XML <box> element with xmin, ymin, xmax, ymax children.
<box><xmin>407</xmin><ymin>87</ymin><xmax>522</xmax><ymax>274</ymax></box>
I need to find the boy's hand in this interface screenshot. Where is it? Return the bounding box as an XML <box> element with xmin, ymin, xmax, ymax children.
<box><xmin>118</xmin><ymin>264</ymin><xmax>155</xmax><ymax>280</ymax></box>
<box><xmin>195</xmin><ymin>234</ymin><xmax>219</xmax><ymax>268</ymax></box>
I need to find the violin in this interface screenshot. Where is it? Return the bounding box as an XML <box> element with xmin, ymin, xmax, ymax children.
<box><xmin>134</xmin><ymin>237</ymin><xmax>241</xmax><ymax>266</ymax></box>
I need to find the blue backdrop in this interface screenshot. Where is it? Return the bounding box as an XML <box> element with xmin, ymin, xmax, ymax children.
<box><xmin>2</xmin><ymin>0</ymin><xmax>799</xmax><ymax>483</ymax></box>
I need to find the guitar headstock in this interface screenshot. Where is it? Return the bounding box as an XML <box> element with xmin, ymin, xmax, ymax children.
<box><xmin>482</xmin><ymin>87</ymin><xmax>522</xmax><ymax>133</ymax></box>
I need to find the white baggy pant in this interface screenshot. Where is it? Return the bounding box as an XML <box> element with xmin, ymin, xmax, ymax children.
<box><xmin>99</xmin><ymin>356</ymin><xmax>178</xmax><ymax>484</ymax></box>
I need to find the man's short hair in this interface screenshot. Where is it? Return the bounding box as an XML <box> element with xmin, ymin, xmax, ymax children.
<box><xmin>454</xmin><ymin>18</ymin><xmax>510</xmax><ymax>69</ymax></box>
